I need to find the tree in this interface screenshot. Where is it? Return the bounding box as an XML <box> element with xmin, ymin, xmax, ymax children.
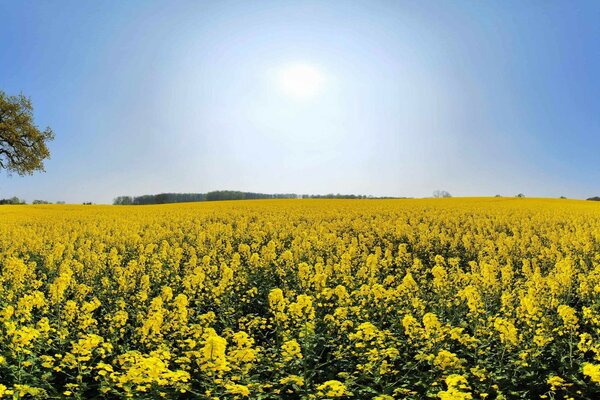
<box><xmin>0</xmin><ymin>91</ymin><xmax>54</xmax><ymax>176</ymax></box>
<box><xmin>433</xmin><ymin>190</ymin><xmax>452</xmax><ymax>198</ymax></box>
<box><xmin>516</xmin><ymin>193</ymin><xmax>525</xmax><ymax>198</ymax></box>
<box><xmin>113</xmin><ymin>196</ymin><xmax>134</xmax><ymax>205</ymax></box>
<box><xmin>0</xmin><ymin>196</ymin><xmax>25</xmax><ymax>205</ymax></box>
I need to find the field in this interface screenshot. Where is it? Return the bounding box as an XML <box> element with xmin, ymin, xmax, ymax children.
<box><xmin>1</xmin><ymin>198</ymin><xmax>600</xmax><ymax>399</ymax></box>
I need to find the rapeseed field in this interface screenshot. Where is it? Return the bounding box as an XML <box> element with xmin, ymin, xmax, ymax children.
<box><xmin>1</xmin><ymin>198</ymin><xmax>599</xmax><ymax>399</ymax></box>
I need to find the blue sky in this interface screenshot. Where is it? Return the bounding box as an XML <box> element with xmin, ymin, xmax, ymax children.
<box><xmin>1</xmin><ymin>0</ymin><xmax>598</xmax><ymax>203</ymax></box>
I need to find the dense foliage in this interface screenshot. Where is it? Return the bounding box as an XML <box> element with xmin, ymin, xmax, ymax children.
<box><xmin>0</xmin><ymin>91</ymin><xmax>54</xmax><ymax>176</ymax></box>
<box><xmin>1</xmin><ymin>198</ymin><xmax>600</xmax><ymax>399</ymax></box>
<box><xmin>0</xmin><ymin>197</ymin><xmax>25</xmax><ymax>205</ymax></box>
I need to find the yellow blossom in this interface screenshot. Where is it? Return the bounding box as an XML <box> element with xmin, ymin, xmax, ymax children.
<box><xmin>317</xmin><ymin>380</ymin><xmax>348</xmax><ymax>398</ymax></box>
<box><xmin>583</xmin><ymin>363</ymin><xmax>600</xmax><ymax>384</ymax></box>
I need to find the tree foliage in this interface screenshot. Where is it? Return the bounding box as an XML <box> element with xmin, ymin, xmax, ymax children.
<box><xmin>0</xmin><ymin>196</ymin><xmax>26</xmax><ymax>205</ymax></box>
<box><xmin>433</xmin><ymin>190</ymin><xmax>452</xmax><ymax>198</ymax></box>
<box><xmin>0</xmin><ymin>91</ymin><xmax>54</xmax><ymax>176</ymax></box>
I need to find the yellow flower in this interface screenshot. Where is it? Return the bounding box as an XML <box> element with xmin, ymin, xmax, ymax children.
<box><xmin>317</xmin><ymin>380</ymin><xmax>348</xmax><ymax>398</ymax></box>
<box><xmin>288</xmin><ymin>294</ymin><xmax>315</xmax><ymax>320</ymax></box>
<box><xmin>269</xmin><ymin>288</ymin><xmax>286</xmax><ymax>312</ymax></box>
<box><xmin>437</xmin><ymin>374</ymin><xmax>472</xmax><ymax>400</ymax></box>
<box><xmin>402</xmin><ymin>314</ymin><xmax>420</xmax><ymax>339</ymax></box>
<box><xmin>112</xmin><ymin>351</ymin><xmax>190</xmax><ymax>391</ymax></box>
<box><xmin>547</xmin><ymin>375</ymin><xmax>570</xmax><ymax>391</ymax></box>
<box><xmin>13</xmin><ymin>385</ymin><xmax>47</xmax><ymax>398</ymax></box>
<box><xmin>349</xmin><ymin>322</ymin><xmax>380</xmax><ymax>342</ymax></box>
<box><xmin>459</xmin><ymin>286</ymin><xmax>483</xmax><ymax>315</ymax></box>
<box><xmin>557</xmin><ymin>305</ymin><xmax>579</xmax><ymax>330</ymax></box>
<box><xmin>493</xmin><ymin>317</ymin><xmax>518</xmax><ymax>347</ymax></box>
<box><xmin>200</xmin><ymin>328</ymin><xmax>229</xmax><ymax>373</ymax></box>
<box><xmin>434</xmin><ymin>350</ymin><xmax>462</xmax><ymax>370</ymax></box>
<box><xmin>203</xmin><ymin>330</ymin><xmax>227</xmax><ymax>360</ymax></box>
<box><xmin>281</xmin><ymin>339</ymin><xmax>303</xmax><ymax>362</ymax></box>
<box><xmin>11</xmin><ymin>326</ymin><xmax>41</xmax><ymax>351</ymax></box>
<box><xmin>228</xmin><ymin>331</ymin><xmax>257</xmax><ymax>365</ymax></box>
<box><xmin>225</xmin><ymin>383</ymin><xmax>250</xmax><ymax>397</ymax></box>
<box><xmin>583</xmin><ymin>363</ymin><xmax>600</xmax><ymax>384</ymax></box>
<box><xmin>279</xmin><ymin>375</ymin><xmax>305</xmax><ymax>386</ymax></box>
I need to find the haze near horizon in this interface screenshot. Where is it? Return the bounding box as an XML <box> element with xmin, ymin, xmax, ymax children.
<box><xmin>1</xmin><ymin>0</ymin><xmax>598</xmax><ymax>204</ymax></box>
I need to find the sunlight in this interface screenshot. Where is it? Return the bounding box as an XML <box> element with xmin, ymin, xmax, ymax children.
<box><xmin>277</xmin><ymin>63</ymin><xmax>325</xmax><ymax>99</ymax></box>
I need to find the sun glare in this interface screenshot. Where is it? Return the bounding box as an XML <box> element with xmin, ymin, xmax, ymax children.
<box><xmin>277</xmin><ymin>63</ymin><xmax>325</xmax><ymax>99</ymax></box>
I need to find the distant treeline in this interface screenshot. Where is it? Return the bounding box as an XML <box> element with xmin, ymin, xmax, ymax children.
<box><xmin>113</xmin><ymin>191</ymin><xmax>390</xmax><ymax>205</ymax></box>
<box><xmin>588</xmin><ymin>197</ymin><xmax>600</xmax><ymax>201</ymax></box>
<box><xmin>0</xmin><ymin>197</ymin><xmax>65</xmax><ymax>205</ymax></box>
<box><xmin>0</xmin><ymin>197</ymin><xmax>26</xmax><ymax>205</ymax></box>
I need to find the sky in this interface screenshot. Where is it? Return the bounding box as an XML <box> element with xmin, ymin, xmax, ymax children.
<box><xmin>0</xmin><ymin>0</ymin><xmax>599</xmax><ymax>203</ymax></box>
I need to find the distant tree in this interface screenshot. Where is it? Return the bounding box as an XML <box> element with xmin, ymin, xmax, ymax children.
<box><xmin>0</xmin><ymin>91</ymin><xmax>54</xmax><ymax>176</ymax></box>
<box><xmin>206</xmin><ymin>191</ymin><xmax>246</xmax><ymax>201</ymax></box>
<box><xmin>433</xmin><ymin>190</ymin><xmax>452</xmax><ymax>198</ymax></box>
<box><xmin>32</xmin><ymin>199</ymin><xmax>51</xmax><ymax>204</ymax></box>
<box><xmin>587</xmin><ymin>197</ymin><xmax>600</xmax><ymax>201</ymax></box>
<box><xmin>560</xmin><ymin>196</ymin><xmax>567</xmax><ymax>199</ymax></box>
<box><xmin>113</xmin><ymin>196</ymin><xmax>134</xmax><ymax>205</ymax></box>
<box><xmin>0</xmin><ymin>196</ymin><xmax>25</xmax><ymax>205</ymax></box>
<box><xmin>495</xmin><ymin>194</ymin><xmax>502</xmax><ymax>197</ymax></box>
<box><xmin>56</xmin><ymin>201</ymin><xmax>65</xmax><ymax>204</ymax></box>
<box><xmin>516</xmin><ymin>193</ymin><xmax>525</xmax><ymax>198</ymax></box>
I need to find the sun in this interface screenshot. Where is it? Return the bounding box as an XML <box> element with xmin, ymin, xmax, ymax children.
<box><xmin>277</xmin><ymin>63</ymin><xmax>325</xmax><ymax>99</ymax></box>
